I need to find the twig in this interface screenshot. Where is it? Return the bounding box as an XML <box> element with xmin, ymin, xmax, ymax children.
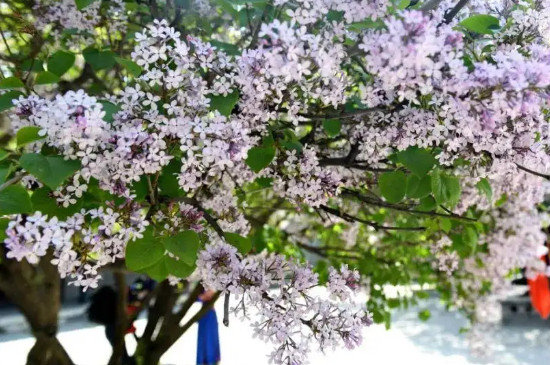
<box><xmin>516</xmin><ymin>163</ymin><xmax>550</xmax><ymax>180</ymax></box>
<box><xmin>175</xmin><ymin>197</ymin><xmax>226</xmax><ymax>239</ymax></box>
<box><xmin>298</xmin><ymin>107</ymin><xmax>383</xmax><ymax>121</ymax></box>
<box><xmin>0</xmin><ymin>173</ymin><xmax>24</xmax><ymax>192</ymax></box>
<box><xmin>0</xmin><ymin>27</ymin><xmax>13</xmax><ymax>56</ymax></box>
<box><xmin>248</xmin><ymin>2</ymin><xmax>272</xmax><ymax>49</ymax></box>
<box><xmin>223</xmin><ymin>292</ymin><xmax>230</xmax><ymax>327</ymax></box>
<box><xmin>319</xmin><ymin>204</ymin><xmax>426</xmax><ymax>231</ymax></box>
<box><xmin>444</xmin><ymin>0</ymin><xmax>470</xmax><ymax>24</ymax></box>
<box><xmin>341</xmin><ymin>189</ymin><xmax>477</xmax><ymax>222</ymax></box>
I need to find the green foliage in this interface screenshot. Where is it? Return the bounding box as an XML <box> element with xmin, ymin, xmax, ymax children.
<box><xmin>31</xmin><ymin>187</ymin><xmax>83</xmax><ymax>219</ymax></box>
<box><xmin>0</xmin><ymin>185</ymin><xmax>33</xmax><ymax>216</ymax></box>
<box><xmin>476</xmin><ymin>178</ymin><xmax>493</xmax><ymax>202</ymax></box>
<box><xmin>379</xmin><ymin>171</ymin><xmax>407</xmax><ymax>203</ymax></box>
<box><xmin>126</xmin><ymin>232</ymin><xmax>166</xmax><ymax>271</ymax></box>
<box><xmin>225</xmin><ymin>232</ymin><xmax>252</xmax><ymax>254</ymax></box>
<box><xmin>158</xmin><ymin>159</ymin><xmax>183</xmax><ymax>197</ymax></box>
<box><xmin>126</xmin><ymin>231</ymin><xmax>196</xmax><ymax>281</ymax></box>
<box><xmin>0</xmin><ymin>218</ymin><xmax>9</xmax><ymax>242</ymax></box>
<box><xmin>397</xmin><ymin>0</ymin><xmax>410</xmax><ymax>10</ymax></box>
<box><xmin>0</xmin><ymin>77</ymin><xmax>25</xmax><ymax>90</ymax></box>
<box><xmin>246</xmin><ymin>146</ymin><xmax>276</xmax><ymax>172</ymax></box>
<box><xmin>406</xmin><ymin>174</ymin><xmax>431</xmax><ymax>199</ymax></box>
<box><xmin>35</xmin><ymin>71</ymin><xmax>60</xmax><ymax>85</ymax></box>
<box><xmin>115</xmin><ymin>57</ymin><xmax>142</xmax><ymax>77</ymax></box>
<box><xmin>418</xmin><ymin>309</ymin><xmax>431</xmax><ymax>321</ymax></box>
<box><xmin>397</xmin><ymin>147</ymin><xmax>436</xmax><ymax>177</ymax></box>
<box><xmin>19</xmin><ymin>153</ymin><xmax>81</xmax><ymax>190</ymax></box>
<box><xmin>75</xmin><ymin>0</ymin><xmax>98</xmax><ymax>10</ymax></box>
<box><xmin>431</xmin><ymin>170</ymin><xmax>461</xmax><ymax>207</ymax></box>
<box><xmin>163</xmin><ymin>230</ymin><xmax>201</xmax><ymax>266</ymax></box>
<box><xmin>83</xmin><ymin>48</ymin><xmax>116</xmax><ymax>71</ymax></box>
<box><xmin>47</xmin><ymin>51</ymin><xmax>75</xmax><ymax>77</ymax></box>
<box><xmin>16</xmin><ymin>126</ymin><xmax>45</xmax><ymax>147</ymax></box>
<box><xmin>460</xmin><ymin>14</ymin><xmax>500</xmax><ymax>34</ymax></box>
<box><xmin>322</xmin><ymin>119</ymin><xmax>341</xmax><ymax>137</ymax></box>
<box><xmin>0</xmin><ymin>91</ymin><xmax>24</xmax><ymax>112</ymax></box>
<box><xmin>209</xmin><ymin>91</ymin><xmax>239</xmax><ymax>116</ymax></box>
<box><xmin>98</xmin><ymin>100</ymin><xmax>121</xmax><ymax>122</ymax></box>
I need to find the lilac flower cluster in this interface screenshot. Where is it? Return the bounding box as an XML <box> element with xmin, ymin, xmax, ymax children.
<box><xmin>269</xmin><ymin>148</ymin><xmax>342</xmax><ymax>207</ymax></box>
<box><xmin>33</xmin><ymin>0</ymin><xmax>127</xmax><ymax>48</ymax></box>
<box><xmin>5</xmin><ymin>201</ymin><xmax>148</xmax><ymax>290</ymax></box>
<box><xmin>197</xmin><ymin>241</ymin><xmax>371</xmax><ymax>364</ymax></box>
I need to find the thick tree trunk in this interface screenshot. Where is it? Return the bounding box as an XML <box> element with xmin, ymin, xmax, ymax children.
<box><xmin>0</xmin><ymin>247</ymin><xmax>73</xmax><ymax>365</ymax></box>
<box><xmin>108</xmin><ymin>272</ymin><xmax>128</xmax><ymax>365</ymax></box>
<box><xmin>27</xmin><ymin>334</ymin><xmax>72</xmax><ymax>365</ymax></box>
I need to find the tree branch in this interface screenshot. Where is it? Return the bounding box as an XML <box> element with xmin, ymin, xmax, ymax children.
<box><xmin>516</xmin><ymin>163</ymin><xmax>550</xmax><ymax>180</ymax></box>
<box><xmin>444</xmin><ymin>0</ymin><xmax>470</xmax><ymax>24</ymax></box>
<box><xmin>341</xmin><ymin>189</ymin><xmax>477</xmax><ymax>222</ymax></box>
<box><xmin>319</xmin><ymin>204</ymin><xmax>426</xmax><ymax>231</ymax></box>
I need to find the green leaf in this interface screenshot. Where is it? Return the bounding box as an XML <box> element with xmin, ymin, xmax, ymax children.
<box><xmin>397</xmin><ymin>0</ymin><xmax>410</xmax><ymax>9</ymax></box>
<box><xmin>462</xmin><ymin>226</ymin><xmax>478</xmax><ymax>246</ymax></box>
<box><xmin>0</xmin><ymin>77</ymin><xmax>25</xmax><ymax>90</ymax></box>
<box><xmin>0</xmin><ymin>150</ymin><xmax>8</xmax><ymax>161</ymax></box>
<box><xmin>476</xmin><ymin>178</ymin><xmax>492</xmax><ymax>202</ymax></box>
<box><xmin>406</xmin><ymin>174</ymin><xmax>431</xmax><ymax>199</ymax></box>
<box><xmin>19</xmin><ymin>153</ymin><xmax>81</xmax><ymax>190</ymax></box>
<box><xmin>209</xmin><ymin>91</ymin><xmax>239</xmax><ymax>116</ymax></box>
<box><xmin>144</xmin><ymin>257</ymin><xmax>170</xmax><ymax>281</ymax></box>
<box><xmin>47</xmin><ymin>51</ymin><xmax>75</xmax><ymax>77</ymax></box>
<box><xmin>246</xmin><ymin>146</ymin><xmax>276</xmax><ymax>173</ymax></box>
<box><xmin>379</xmin><ymin>171</ymin><xmax>407</xmax><ymax>203</ymax></box>
<box><xmin>75</xmin><ymin>0</ymin><xmax>98</xmax><ymax>10</ymax></box>
<box><xmin>163</xmin><ymin>230</ymin><xmax>200</xmax><ymax>266</ymax></box>
<box><xmin>431</xmin><ymin>170</ymin><xmax>461</xmax><ymax>206</ymax></box>
<box><xmin>158</xmin><ymin>159</ymin><xmax>183</xmax><ymax>198</ymax></box>
<box><xmin>439</xmin><ymin>218</ymin><xmax>452</xmax><ymax>233</ymax></box>
<box><xmin>16</xmin><ymin>126</ymin><xmax>45</xmax><ymax>147</ymax></box>
<box><xmin>443</xmin><ymin>175</ymin><xmax>461</xmax><ymax>207</ymax></box>
<box><xmin>281</xmin><ymin>140</ymin><xmax>303</xmax><ymax>153</ymax></box>
<box><xmin>0</xmin><ymin>167</ymin><xmax>10</xmax><ymax>184</ymax></box>
<box><xmin>165</xmin><ymin>257</ymin><xmax>195</xmax><ymax>278</ymax></box>
<box><xmin>130</xmin><ymin>176</ymin><xmax>149</xmax><ymax>201</ymax></box>
<box><xmin>35</xmin><ymin>71</ymin><xmax>60</xmax><ymax>85</ymax></box>
<box><xmin>0</xmin><ymin>185</ymin><xmax>33</xmax><ymax>215</ymax></box>
<box><xmin>417</xmin><ymin>196</ymin><xmax>437</xmax><ymax>211</ymax></box>
<box><xmin>125</xmin><ymin>233</ymin><xmax>165</xmax><ymax>271</ymax></box>
<box><xmin>83</xmin><ymin>48</ymin><xmax>116</xmax><ymax>71</ymax></box>
<box><xmin>225</xmin><ymin>232</ymin><xmax>252</xmax><ymax>254</ymax></box>
<box><xmin>21</xmin><ymin>59</ymin><xmax>44</xmax><ymax>72</ymax></box>
<box><xmin>98</xmin><ymin>100</ymin><xmax>120</xmax><ymax>122</ymax></box>
<box><xmin>322</xmin><ymin>119</ymin><xmax>341</xmax><ymax>137</ymax></box>
<box><xmin>0</xmin><ymin>218</ymin><xmax>9</xmax><ymax>242</ymax></box>
<box><xmin>398</xmin><ymin>147</ymin><xmax>436</xmax><ymax>177</ymax></box>
<box><xmin>115</xmin><ymin>57</ymin><xmax>142</xmax><ymax>77</ymax></box>
<box><xmin>31</xmin><ymin>187</ymin><xmax>83</xmax><ymax>219</ymax></box>
<box><xmin>418</xmin><ymin>309</ymin><xmax>431</xmax><ymax>321</ymax></box>
<box><xmin>0</xmin><ymin>91</ymin><xmax>23</xmax><ymax>112</ymax></box>
<box><xmin>210</xmin><ymin>40</ymin><xmax>240</xmax><ymax>56</ymax></box>
<box><xmin>460</xmin><ymin>14</ymin><xmax>500</xmax><ymax>35</ymax></box>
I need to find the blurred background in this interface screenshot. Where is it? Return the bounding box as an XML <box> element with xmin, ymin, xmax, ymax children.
<box><xmin>1</xmin><ymin>275</ymin><xmax>549</xmax><ymax>365</ymax></box>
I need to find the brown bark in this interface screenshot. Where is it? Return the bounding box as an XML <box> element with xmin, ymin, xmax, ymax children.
<box><xmin>0</xmin><ymin>247</ymin><xmax>73</xmax><ymax>365</ymax></box>
<box><xmin>108</xmin><ymin>272</ymin><xmax>128</xmax><ymax>365</ymax></box>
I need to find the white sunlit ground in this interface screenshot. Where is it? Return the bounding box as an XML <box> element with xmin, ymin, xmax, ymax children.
<box><xmin>1</xmin><ymin>297</ymin><xmax>550</xmax><ymax>365</ymax></box>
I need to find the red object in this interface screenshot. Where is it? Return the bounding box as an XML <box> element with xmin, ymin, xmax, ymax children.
<box><xmin>125</xmin><ymin>305</ymin><xmax>139</xmax><ymax>334</ymax></box>
<box><xmin>528</xmin><ymin>256</ymin><xmax>550</xmax><ymax>319</ymax></box>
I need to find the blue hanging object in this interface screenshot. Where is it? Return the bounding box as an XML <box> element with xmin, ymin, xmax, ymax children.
<box><xmin>196</xmin><ymin>305</ymin><xmax>221</xmax><ymax>365</ymax></box>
